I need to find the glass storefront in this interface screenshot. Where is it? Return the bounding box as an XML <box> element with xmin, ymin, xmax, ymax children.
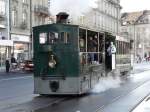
<box><xmin>0</xmin><ymin>46</ymin><xmax>8</xmax><ymax>67</ymax></box>
<box><xmin>13</xmin><ymin>43</ymin><xmax>29</xmax><ymax>62</ymax></box>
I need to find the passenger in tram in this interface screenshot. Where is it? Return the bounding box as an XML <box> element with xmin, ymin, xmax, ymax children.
<box><xmin>88</xmin><ymin>36</ymin><xmax>98</xmax><ymax>64</ymax></box>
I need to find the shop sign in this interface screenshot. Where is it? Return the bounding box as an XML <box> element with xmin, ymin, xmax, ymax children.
<box><xmin>11</xmin><ymin>34</ymin><xmax>30</xmax><ymax>43</ymax></box>
<box><xmin>0</xmin><ymin>40</ymin><xmax>13</xmax><ymax>46</ymax></box>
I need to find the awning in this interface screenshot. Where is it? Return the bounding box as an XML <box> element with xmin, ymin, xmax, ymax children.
<box><xmin>0</xmin><ymin>40</ymin><xmax>13</xmax><ymax>46</ymax></box>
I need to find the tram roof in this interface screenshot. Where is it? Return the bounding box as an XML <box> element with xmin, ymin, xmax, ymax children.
<box><xmin>33</xmin><ymin>23</ymin><xmax>116</xmax><ymax>36</ymax></box>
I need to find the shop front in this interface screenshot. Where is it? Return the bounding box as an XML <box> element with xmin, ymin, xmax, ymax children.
<box><xmin>0</xmin><ymin>40</ymin><xmax>13</xmax><ymax>68</ymax></box>
<box><xmin>11</xmin><ymin>34</ymin><xmax>30</xmax><ymax>62</ymax></box>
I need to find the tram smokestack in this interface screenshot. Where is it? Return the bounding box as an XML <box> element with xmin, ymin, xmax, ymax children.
<box><xmin>56</xmin><ymin>12</ymin><xmax>69</xmax><ymax>24</ymax></box>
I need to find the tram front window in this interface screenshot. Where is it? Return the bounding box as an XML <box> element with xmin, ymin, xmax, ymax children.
<box><xmin>39</xmin><ymin>33</ymin><xmax>47</xmax><ymax>44</ymax></box>
<box><xmin>49</xmin><ymin>32</ymin><xmax>59</xmax><ymax>44</ymax></box>
<box><xmin>60</xmin><ymin>32</ymin><xmax>70</xmax><ymax>44</ymax></box>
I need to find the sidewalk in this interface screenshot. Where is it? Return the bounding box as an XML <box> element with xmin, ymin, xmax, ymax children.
<box><xmin>0</xmin><ymin>67</ymin><xmax>6</xmax><ymax>73</ymax></box>
<box><xmin>0</xmin><ymin>66</ymin><xmax>32</xmax><ymax>75</ymax></box>
<box><xmin>132</xmin><ymin>94</ymin><xmax>150</xmax><ymax>112</ymax></box>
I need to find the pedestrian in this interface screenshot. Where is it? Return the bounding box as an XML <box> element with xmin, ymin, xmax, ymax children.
<box><xmin>11</xmin><ymin>55</ymin><xmax>17</xmax><ymax>69</ymax></box>
<box><xmin>5</xmin><ymin>59</ymin><xmax>10</xmax><ymax>73</ymax></box>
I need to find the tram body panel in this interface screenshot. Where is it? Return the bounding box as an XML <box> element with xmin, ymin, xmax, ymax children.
<box><xmin>33</xmin><ymin>23</ymin><xmax>132</xmax><ymax>95</ymax></box>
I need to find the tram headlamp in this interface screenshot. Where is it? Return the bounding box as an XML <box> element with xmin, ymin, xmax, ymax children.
<box><xmin>48</xmin><ymin>55</ymin><xmax>56</xmax><ymax>69</ymax></box>
<box><xmin>48</xmin><ymin>60</ymin><xmax>56</xmax><ymax>68</ymax></box>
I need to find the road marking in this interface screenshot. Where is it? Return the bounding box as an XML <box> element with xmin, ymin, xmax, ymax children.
<box><xmin>0</xmin><ymin>76</ymin><xmax>32</xmax><ymax>82</ymax></box>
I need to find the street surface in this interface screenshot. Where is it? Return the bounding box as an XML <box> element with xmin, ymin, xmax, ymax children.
<box><xmin>0</xmin><ymin>62</ymin><xmax>150</xmax><ymax>112</ymax></box>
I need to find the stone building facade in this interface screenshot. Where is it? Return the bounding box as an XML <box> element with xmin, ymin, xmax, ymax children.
<box><xmin>77</xmin><ymin>0</ymin><xmax>121</xmax><ymax>36</ymax></box>
<box><xmin>0</xmin><ymin>0</ymin><xmax>49</xmax><ymax>68</ymax></box>
<box><xmin>0</xmin><ymin>0</ymin><xmax>13</xmax><ymax>68</ymax></box>
<box><xmin>10</xmin><ymin>0</ymin><xmax>31</xmax><ymax>61</ymax></box>
<box><xmin>121</xmin><ymin>10</ymin><xmax>150</xmax><ymax>60</ymax></box>
<box><xmin>32</xmin><ymin>0</ymin><xmax>49</xmax><ymax>27</ymax></box>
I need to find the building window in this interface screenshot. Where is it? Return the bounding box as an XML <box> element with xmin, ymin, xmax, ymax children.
<box><xmin>22</xmin><ymin>11</ymin><xmax>27</xmax><ymax>23</ymax></box>
<box><xmin>20</xmin><ymin>11</ymin><xmax>27</xmax><ymax>29</ymax></box>
<box><xmin>0</xmin><ymin>0</ymin><xmax>5</xmax><ymax>15</ymax></box>
<box><xmin>22</xmin><ymin>0</ymin><xmax>27</xmax><ymax>3</ymax></box>
<box><xmin>12</xmin><ymin>10</ymin><xmax>17</xmax><ymax>26</ymax></box>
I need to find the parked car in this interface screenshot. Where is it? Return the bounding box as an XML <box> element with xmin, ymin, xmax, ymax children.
<box><xmin>23</xmin><ymin>60</ymin><xmax>34</xmax><ymax>72</ymax></box>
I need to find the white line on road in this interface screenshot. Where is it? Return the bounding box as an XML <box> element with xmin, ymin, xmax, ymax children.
<box><xmin>0</xmin><ymin>76</ymin><xmax>33</xmax><ymax>82</ymax></box>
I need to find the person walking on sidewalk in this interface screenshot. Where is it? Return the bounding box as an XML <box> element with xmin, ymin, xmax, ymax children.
<box><xmin>5</xmin><ymin>59</ymin><xmax>10</xmax><ymax>73</ymax></box>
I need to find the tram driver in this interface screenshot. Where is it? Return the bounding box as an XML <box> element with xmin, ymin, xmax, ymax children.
<box><xmin>106</xmin><ymin>42</ymin><xmax>116</xmax><ymax>70</ymax></box>
<box><xmin>107</xmin><ymin>42</ymin><xmax>116</xmax><ymax>55</ymax></box>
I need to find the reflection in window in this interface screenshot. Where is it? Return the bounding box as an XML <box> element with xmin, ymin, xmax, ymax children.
<box><xmin>39</xmin><ymin>33</ymin><xmax>47</xmax><ymax>44</ymax></box>
<box><xmin>49</xmin><ymin>32</ymin><xmax>58</xmax><ymax>44</ymax></box>
<box><xmin>61</xmin><ymin>32</ymin><xmax>70</xmax><ymax>44</ymax></box>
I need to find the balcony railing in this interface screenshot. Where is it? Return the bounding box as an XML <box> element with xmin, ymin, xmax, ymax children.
<box><xmin>34</xmin><ymin>5</ymin><xmax>49</xmax><ymax>17</ymax></box>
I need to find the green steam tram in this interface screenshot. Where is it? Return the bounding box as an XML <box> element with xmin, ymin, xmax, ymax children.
<box><xmin>33</xmin><ymin>13</ymin><xmax>132</xmax><ymax>95</ymax></box>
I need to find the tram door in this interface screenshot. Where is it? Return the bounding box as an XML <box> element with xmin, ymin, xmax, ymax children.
<box><xmin>105</xmin><ymin>35</ymin><xmax>116</xmax><ymax>71</ymax></box>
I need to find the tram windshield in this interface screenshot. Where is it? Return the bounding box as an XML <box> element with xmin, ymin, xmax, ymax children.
<box><xmin>39</xmin><ymin>31</ymin><xmax>70</xmax><ymax>44</ymax></box>
<box><xmin>49</xmin><ymin>32</ymin><xmax>59</xmax><ymax>44</ymax></box>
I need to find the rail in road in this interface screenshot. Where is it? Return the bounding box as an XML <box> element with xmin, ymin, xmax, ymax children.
<box><xmin>1</xmin><ymin>63</ymin><xmax>150</xmax><ymax>112</ymax></box>
<box><xmin>1</xmin><ymin>69</ymin><xmax>150</xmax><ymax>112</ymax></box>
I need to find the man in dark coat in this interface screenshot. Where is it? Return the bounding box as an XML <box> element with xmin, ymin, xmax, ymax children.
<box><xmin>5</xmin><ymin>60</ymin><xmax>10</xmax><ymax>73</ymax></box>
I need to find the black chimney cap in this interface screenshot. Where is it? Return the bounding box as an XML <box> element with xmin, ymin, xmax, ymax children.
<box><xmin>56</xmin><ymin>12</ymin><xmax>69</xmax><ymax>17</ymax></box>
<box><xmin>56</xmin><ymin>12</ymin><xmax>69</xmax><ymax>24</ymax></box>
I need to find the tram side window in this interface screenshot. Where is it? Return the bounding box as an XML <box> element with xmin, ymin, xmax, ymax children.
<box><xmin>79</xmin><ymin>29</ymin><xmax>86</xmax><ymax>52</ymax></box>
<box><xmin>99</xmin><ymin>35</ymin><xmax>104</xmax><ymax>52</ymax></box>
<box><xmin>49</xmin><ymin>32</ymin><xmax>59</xmax><ymax>44</ymax></box>
<box><xmin>39</xmin><ymin>33</ymin><xmax>47</xmax><ymax>44</ymax></box>
<box><xmin>61</xmin><ymin>32</ymin><xmax>70</xmax><ymax>44</ymax></box>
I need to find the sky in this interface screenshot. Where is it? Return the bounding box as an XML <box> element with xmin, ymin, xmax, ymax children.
<box><xmin>121</xmin><ymin>0</ymin><xmax>150</xmax><ymax>12</ymax></box>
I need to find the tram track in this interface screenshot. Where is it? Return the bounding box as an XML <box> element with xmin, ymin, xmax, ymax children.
<box><xmin>1</xmin><ymin>68</ymin><xmax>150</xmax><ymax>112</ymax></box>
<box><xmin>32</xmin><ymin>70</ymin><xmax>150</xmax><ymax>112</ymax></box>
<box><xmin>1</xmin><ymin>95</ymin><xmax>70</xmax><ymax>112</ymax></box>
<box><xmin>94</xmin><ymin>79</ymin><xmax>150</xmax><ymax>112</ymax></box>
